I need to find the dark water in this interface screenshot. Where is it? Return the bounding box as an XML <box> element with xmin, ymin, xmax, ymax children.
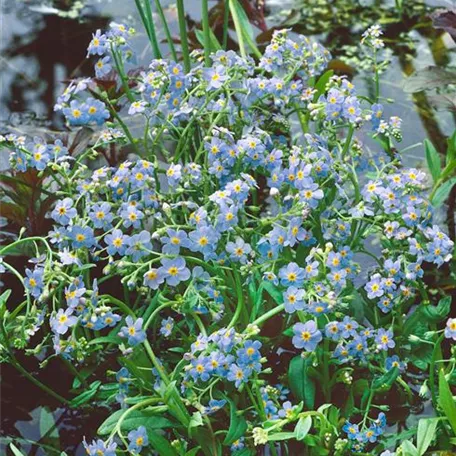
<box><xmin>1</xmin><ymin>0</ymin><xmax>455</xmax><ymax>454</ymax></box>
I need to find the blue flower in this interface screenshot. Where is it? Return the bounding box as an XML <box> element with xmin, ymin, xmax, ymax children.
<box><xmin>127</xmin><ymin>426</ymin><xmax>148</xmax><ymax>453</ymax></box>
<box><xmin>24</xmin><ymin>267</ymin><xmax>44</xmax><ymax>298</ymax></box>
<box><xmin>69</xmin><ymin>225</ymin><xmax>96</xmax><ymax>249</ymax></box>
<box><xmin>292</xmin><ymin>321</ymin><xmax>322</xmax><ymax>351</ymax></box>
<box><xmin>119</xmin><ymin>316</ymin><xmax>146</xmax><ymax>346</ymax></box>
<box><xmin>204</xmin><ymin>65</ymin><xmax>229</xmax><ymax>90</ymax></box>
<box><xmin>50</xmin><ymin>308</ymin><xmax>78</xmax><ymax>335</ymax></box>
<box><xmin>342</xmin><ymin>421</ymin><xmax>360</xmax><ymax>440</ymax></box>
<box><xmin>375</xmin><ymin>328</ymin><xmax>395</xmax><ymax>350</ymax></box>
<box><xmin>283</xmin><ymin>286</ymin><xmax>305</xmax><ymax>313</ymax></box>
<box><xmin>161</xmin><ymin>229</ymin><xmax>189</xmax><ymax>255</ymax></box>
<box><xmin>158</xmin><ymin>257</ymin><xmax>191</xmax><ymax>286</ymax></box>
<box><xmin>125</xmin><ymin>231</ymin><xmax>151</xmax><ymax>261</ymax></box>
<box><xmin>227</xmin><ymin>363</ymin><xmax>251</xmax><ymax>388</ymax></box>
<box><xmin>63</xmin><ymin>100</ymin><xmax>89</xmax><ymax>125</ymax></box>
<box><xmin>365</xmin><ymin>274</ymin><xmax>384</xmax><ymax>299</ymax></box>
<box><xmin>52</xmin><ymin>198</ymin><xmax>77</xmax><ymax>225</ymax></box>
<box><xmin>94</xmin><ymin>56</ymin><xmax>112</xmax><ymax>78</ymax></box>
<box><xmin>325</xmin><ymin>321</ymin><xmax>341</xmax><ymax>341</ymax></box>
<box><xmin>339</xmin><ymin>316</ymin><xmax>359</xmax><ymax>338</ymax></box>
<box><xmin>120</xmin><ymin>206</ymin><xmax>144</xmax><ymax>228</ymax></box>
<box><xmin>278</xmin><ymin>262</ymin><xmax>305</xmax><ymax>287</ymax></box>
<box><xmin>189</xmin><ymin>225</ymin><xmax>219</xmax><ymax>256</ymax></box>
<box><xmin>160</xmin><ymin>317</ymin><xmax>174</xmax><ymax>337</ymax></box>
<box><xmin>203</xmin><ymin>399</ymin><xmax>227</xmax><ymax>415</ymax></box>
<box><xmin>226</xmin><ymin>237</ymin><xmax>252</xmax><ymax>264</ymax></box>
<box><xmin>385</xmin><ymin>355</ymin><xmax>406</xmax><ymax>372</ymax></box>
<box><xmin>87</xmin><ymin>29</ymin><xmax>107</xmax><ymax>55</ymax></box>
<box><xmin>445</xmin><ymin>318</ymin><xmax>456</xmax><ymax>341</ymax></box>
<box><xmin>83</xmin><ymin>438</ymin><xmax>117</xmax><ymax>456</ymax></box>
<box><xmin>189</xmin><ymin>356</ymin><xmax>211</xmax><ymax>382</ymax></box>
<box><xmin>89</xmin><ymin>202</ymin><xmax>113</xmax><ymax>229</ymax></box>
<box><xmin>104</xmin><ymin>229</ymin><xmax>129</xmax><ymax>256</ymax></box>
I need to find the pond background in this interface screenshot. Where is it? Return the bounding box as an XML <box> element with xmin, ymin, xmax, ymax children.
<box><xmin>1</xmin><ymin>0</ymin><xmax>455</xmax><ymax>454</ymax></box>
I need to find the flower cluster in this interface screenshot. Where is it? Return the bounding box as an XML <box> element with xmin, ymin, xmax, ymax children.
<box><xmin>0</xmin><ymin>22</ymin><xmax>454</xmax><ymax>456</ymax></box>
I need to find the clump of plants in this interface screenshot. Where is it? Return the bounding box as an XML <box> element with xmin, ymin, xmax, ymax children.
<box><xmin>1</xmin><ymin>16</ymin><xmax>455</xmax><ymax>456</ymax></box>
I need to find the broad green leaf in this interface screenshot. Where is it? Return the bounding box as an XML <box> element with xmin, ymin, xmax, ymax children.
<box><xmin>432</xmin><ymin>177</ymin><xmax>456</xmax><ymax>207</ymax></box>
<box><xmin>185</xmin><ymin>449</ymin><xmax>200</xmax><ymax>456</ymax></box>
<box><xmin>314</xmin><ymin>70</ymin><xmax>334</xmax><ymax>99</ymax></box>
<box><xmin>401</xmin><ymin>440</ymin><xmax>419</xmax><ymax>456</ymax></box>
<box><xmin>416</xmin><ymin>417</ymin><xmax>439</xmax><ymax>455</ymax></box>
<box><xmin>148</xmin><ymin>431</ymin><xmax>179</xmax><ymax>456</ymax></box>
<box><xmin>263</xmin><ymin>282</ymin><xmax>283</xmax><ymax>305</ymax></box>
<box><xmin>438</xmin><ymin>369</ymin><xmax>456</xmax><ymax>435</ymax></box>
<box><xmin>421</xmin><ymin>296</ymin><xmax>451</xmax><ymax>322</ymax></box>
<box><xmin>295</xmin><ymin>415</ymin><xmax>312</xmax><ymax>441</ymax></box>
<box><xmin>223</xmin><ymin>399</ymin><xmax>247</xmax><ymax>445</ymax></box>
<box><xmin>98</xmin><ymin>409</ymin><xmax>173</xmax><ymax>435</ymax></box>
<box><xmin>424</xmin><ymin>139</ymin><xmax>441</xmax><ymax>183</ymax></box>
<box><xmin>230</xmin><ymin>0</ymin><xmax>261</xmax><ymax>57</ymax></box>
<box><xmin>189</xmin><ymin>411</ymin><xmax>203</xmax><ymax>429</ymax></box>
<box><xmin>288</xmin><ymin>356</ymin><xmax>315</xmax><ymax>409</ymax></box>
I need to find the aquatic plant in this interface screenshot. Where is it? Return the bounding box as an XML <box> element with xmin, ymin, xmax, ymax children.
<box><xmin>1</xmin><ymin>15</ymin><xmax>455</xmax><ymax>456</ymax></box>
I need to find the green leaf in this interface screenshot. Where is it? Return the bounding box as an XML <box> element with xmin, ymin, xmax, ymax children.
<box><xmin>9</xmin><ymin>443</ymin><xmax>26</xmax><ymax>456</ymax></box>
<box><xmin>447</xmin><ymin>130</ymin><xmax>456</xmax><ymax>165</ymax></box>
<box><xmin>98</xmin><ymin>409</ymin><xmax>173</xmax><ymax>435</ymax></box>
<box><xmin>0</xmin><ymin>289</ymin><xmax>11</xmax><ymax>318</ymax></box>
<box><xmin>195</xmin><ymin>28</ymin><xmax>222</xmax><ymax>52</ymax></box>
<box><xmin>373</xmin><ymin>367</ymin><xmax>399</xmax><ymax>391</ymax></box>
<box><xmin>421</xmin><ymin>296</ymin><xmax>451</xmax><ymax>322</ymax></box>
<box><xmin>88</xmin><ymin>335</ymin><xmax>123</xmax><ymax>345</ymax></box>
<box><xmin>295</xmin><ymin>415</ymin><xmax>312</xmax><ymax>441</ymax></box>
<box><xmin>432</xmin><ymin>176</ymin><xmax>456</xmax><ymax>207</ymax></box>
<box><xmin>288</xmin><ymin>356</ymin><xmax>315</xmax><ymax>409</ymax></box>
<box><xmin>438</xmin><ymin>369</ymin><xmax>456</xmax><ymax>435</ymax></box>
<box><xmin>268</xmin><ymin>431</ymin><xmax>297</xmax><ymax>441</ymax></box>
<box><xmin>230</xmin><ymin>0</ymin><xmax>261</xmax><ymax>57</ymax></box>
<box><xmin>148</xmin><ymin>431</ymin><xmax>179</xmax><ymax>456</ymax></box>
<box><xmin>263</xmin><ymin>282</ymin><xmax>283</xmax><ymax>305</ymax></box>
<box><xmin>223</xmin><ymin>400</ymin><xmax>247</xmax><ymax>445</ymax></box>
<box><xmin>416</xmin><ymin>417</ymin><xmax>439</xmax><ymax>455</ymax></box>
<box><xmin>401</xmin><ymin>440</ymin><xmax>419</xmax><ymax>456</ymax></box>
<box><xmin>69</xmin><ymin>381</ymin><xmax>101</xmax><ymax>407</ymax></box>
<box><xmin>424</xmin><ymin>139</ymin><xmax>441</xmax><ymax>183</ymax></box>
<box><xmin>314</xmin><ymin>70</ymin><xmax>334</xmax><ymax>99</ymax></box>
<box><xmin>189</xmin><ymin>411</ymin><xmax>204</xmax><ymax>430</ymax></box>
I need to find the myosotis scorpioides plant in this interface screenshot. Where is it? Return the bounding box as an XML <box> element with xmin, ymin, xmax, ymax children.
<box><xmin>0</xmin><ymin>5</ymin><xmax>455</xmax><ymax>456</ymax></box>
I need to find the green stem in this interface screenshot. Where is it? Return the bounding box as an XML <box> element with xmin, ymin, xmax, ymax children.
<box><xmin>342</xmin><ymin>125</ymin><xmax>355</xmax><ymax>159</ymax></box>
<box><xmin>229</xmin><ymin>0</ymin><xmax>246</xmax><ymax>58</ymax></box>
<box><xmin>227</xmin><ymin>269</ymin><xmax>245</xmax><ymax>329</ymax></box>
<box><xmin>153</xmin><ymin>0</ymin><xmax>177</xmax><ymax>61</ymax></box>
<box><xmin>249</xmin><ymin>304</ymin><xmax>285</xmax><ymax>328</ymax></box>
<box><xmin>222</xmin><ymin>0</ymin><xmax>230</xmax><ymax>50</ymax></box>
<box><xmin>176</xmin><ymin>0</ymin><xmax>191</xmax><ymax>72</ymax></box>
<box><xmin>201</xmin><ymin>0</ymin><xmax>211</xmax><ymax>66</ymax></box>
<box><xmin>430</xmin><ymin>333</ymin><xmax>445</xmax><ymax>407</ymax></box>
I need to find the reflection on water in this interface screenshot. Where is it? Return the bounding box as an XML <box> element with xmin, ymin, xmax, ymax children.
<box><xmin>1</xmin><ymin>0</ymin><xmax>455</xmax><ymax>453</ymax></box>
